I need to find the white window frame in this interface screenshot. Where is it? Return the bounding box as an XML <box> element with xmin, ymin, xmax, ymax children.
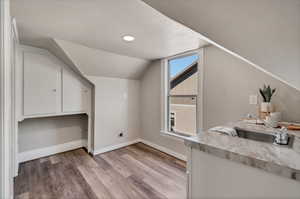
<box><xmin>161</xmin><ymin>49</ymin><xmax>204</xmax><ymax>139</ymax></box>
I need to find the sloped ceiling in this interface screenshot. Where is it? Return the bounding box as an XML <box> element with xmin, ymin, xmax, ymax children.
<box><xmin>54</xmin><ymin>39</ymin><xmax>150</xmax><ymax>80</ymax></box>
<box><xmin>11</xmin><ymin>0</ymin><xmax>208</xmax><ymax>60</ymax></box>
<box><xmin>46</xmin><ymin>39</ymin><xmax>84</xmax><ymax>76</ymax></box>
<box><xmin>142</xmin><ymin>0</ymin><xmax>300</xmax><ymax>90</ymax></box>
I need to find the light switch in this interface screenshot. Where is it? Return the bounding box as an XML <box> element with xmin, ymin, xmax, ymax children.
<box><xmin>249</xmin><ymin>95</ymin><xmax>258</xmax><ymax>105</ymax></box>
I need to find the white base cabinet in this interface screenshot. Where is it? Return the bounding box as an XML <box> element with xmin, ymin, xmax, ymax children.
<box><xmin>187</xmin><ymin>147</ymin><xmax>300</xmax><ymax>199</ymax></box>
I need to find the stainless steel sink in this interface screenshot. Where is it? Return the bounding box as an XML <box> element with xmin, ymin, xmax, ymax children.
<box><xmin>234</xmin><ymin>127</ymin><xmax>294</xmax><ymax>147</ymax></box>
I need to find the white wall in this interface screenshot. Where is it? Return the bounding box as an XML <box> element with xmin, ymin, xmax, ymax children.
<box><xmin>87</xmin><ymin>76</ymin><xmax>140</xmax><ymax>152</ymax></box>
<box><xmin>18</xmin><ymin>115</ymin><xmax>88</xmax><ymax>152</ymax></box>
<box><xmin>142</xmin><ymin>0</ymin><xmax>300</xmax><ymax>90</ymax></box>
<box><xmin>140</xmin><ymin>46</ymin><xmax>300</xmax><ymax>156</ymax></box>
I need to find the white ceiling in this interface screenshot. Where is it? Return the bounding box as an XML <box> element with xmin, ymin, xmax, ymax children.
<box><xmin>11</xmin><ymin>0</ymin><xmax>208</xmax><ymax>60</ymax></box>
<box><xmin>54</xmin><ymin>39</ymin><xmax>150</xmax><ymax>79</ymax></box>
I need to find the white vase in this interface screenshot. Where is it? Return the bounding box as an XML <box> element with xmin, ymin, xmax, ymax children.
<box><xmin>261</xmin><ymin>102</ymin><xmax>273</xmax><ymax>112</ymax></box>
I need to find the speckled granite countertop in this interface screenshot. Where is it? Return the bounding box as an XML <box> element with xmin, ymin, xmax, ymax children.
<box><xmin>184</xmin><ymin>121</ymin><xmax>300</xmax><ymax>182</ymax></box>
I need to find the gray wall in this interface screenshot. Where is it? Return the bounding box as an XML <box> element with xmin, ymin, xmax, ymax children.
<box><xmin>140</xmin><ymin>60</ymin><xmax>187</xmax><ymax>156</ymax></box>
<box><xmin>203</xmin><ymin>46</ymin><xmax>300</xmax><ymax>129</ymax></box>
<box><xmin>18</xmin><ymin>114</ymin><xmax>88</xmax><ymax>152</ymax></box>
<box><xmin>140</xmin><ymin>45</ymin><xmax>300</xmax><ymax>156</ymax></box>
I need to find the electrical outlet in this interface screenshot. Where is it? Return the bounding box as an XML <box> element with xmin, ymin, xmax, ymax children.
<box><xmin>249</xmin><ymin>95</ymin><xmax>258</xmax><ymax>105</ymax></box>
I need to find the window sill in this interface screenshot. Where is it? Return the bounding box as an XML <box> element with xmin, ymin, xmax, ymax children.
<box><xmin>160</xmin><ymin>130</ymin><xmax>190</xmax><ymax>142</ymax></box>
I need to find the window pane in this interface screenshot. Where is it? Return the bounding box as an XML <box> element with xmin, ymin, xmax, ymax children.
<box><xmin>168</xmin><ymin>96</ymin><xmax>197</xmax><ymax>136</ymax></box>
<box><xmin>169</xmin><ymin>54</ymin><xmax>199</xmax><ymax>95</ymax></box>
<box><xmin>169</xmin><ymin>54</ymin><xmax>199</xmax><ymax>78</ymax></box>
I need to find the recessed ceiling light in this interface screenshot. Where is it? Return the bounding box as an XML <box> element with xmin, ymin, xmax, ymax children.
<box><xmin>122</xmin><ymin>35</ymin><xmax>135</xmax><ymax>42</ymax></box>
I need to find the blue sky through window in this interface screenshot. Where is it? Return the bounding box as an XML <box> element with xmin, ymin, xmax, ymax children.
<box><xmin>169</xmin><ymin>54</ymin><xmax>199</xmax><ymax>78</ymax></box>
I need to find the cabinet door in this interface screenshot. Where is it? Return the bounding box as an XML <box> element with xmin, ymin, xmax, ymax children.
<box><xmin>62</xmin><ymin>68</ymin><xmax>86</xmax><ymax>113</ymax></box>
<box><xmin>82</xmin><ymin>84</ymin><xmax>91</xmax><ymax>113</ymax></box>
<box><xmin>23</xmin><ymin>52</ymin><xmax>61</xmax><ymax>116</ymax></box>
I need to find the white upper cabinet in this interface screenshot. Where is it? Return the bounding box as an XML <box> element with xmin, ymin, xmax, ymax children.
<box><xmin>62</xmin><ymin>68</ymin><xmax>89</xmax><ymax>113</ymax></box>
<box><xmin>23</xmin><ymin>52</ymin><xmax>61</xmax><ymax>116</ymax></box>
<box><xmin>20</xmin><ymin>46</ymin><xmax>92</xmax><ymax>118</ymax></box>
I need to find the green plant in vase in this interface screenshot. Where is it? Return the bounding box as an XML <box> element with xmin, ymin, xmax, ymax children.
<box><xmin>259</xmin><ymin>85</ymin><xmax>276</xmax><ymax>112</ymax></box>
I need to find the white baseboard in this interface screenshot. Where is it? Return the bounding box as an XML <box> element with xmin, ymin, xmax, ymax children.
<box><xmin>18</xmin><ymin>139</ymin><xmax>86</xmax><ymax>163</ymax></box>
<box><xmin>92</xmin><ymin>138</ymin><xmax>186</xmax><ymax>161</ymax></box>
<box><xmin>18</xmin><ymin>138</ymin><xmax>186</xmax><ymax>163</ymax></box>
<box><xmin>93</xmin><ymin>139</ymin><xmax>140</xmax><ymax>155</ymax></box>
<box><xmin>138</xmin><ymin>139</ymin><xmax>187</xmax><ymax>161</ymax></box>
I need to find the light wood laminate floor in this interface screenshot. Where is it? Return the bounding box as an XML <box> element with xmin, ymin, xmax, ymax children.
<box><xmin>14</xmin><ymin>143</ymin><xmax>187</xmax><ymax>199</ymax></box>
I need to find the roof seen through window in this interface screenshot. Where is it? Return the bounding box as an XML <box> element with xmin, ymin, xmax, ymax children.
<box><xmin>169</xmin><ymin>54</ymin><xmax>199</xmax><ymax>78</ymax></box>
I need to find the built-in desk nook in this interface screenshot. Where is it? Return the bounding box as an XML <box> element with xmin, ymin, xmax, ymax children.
<box><xmin>15</xmin><ymin>45</ymin><xmax>94</xmax><ymax>168</ymax></box>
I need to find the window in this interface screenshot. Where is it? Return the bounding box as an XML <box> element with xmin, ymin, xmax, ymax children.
<box><xmin>163</xmin><ymin>52</ymin><xmax>202</xmax><ymax>137</ymax></box>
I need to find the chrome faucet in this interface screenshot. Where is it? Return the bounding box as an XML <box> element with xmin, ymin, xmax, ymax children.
<box><xmin>274</xmin><ymin>127</ymin><xmax>289</xmax><ymax>145</ymax></box>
